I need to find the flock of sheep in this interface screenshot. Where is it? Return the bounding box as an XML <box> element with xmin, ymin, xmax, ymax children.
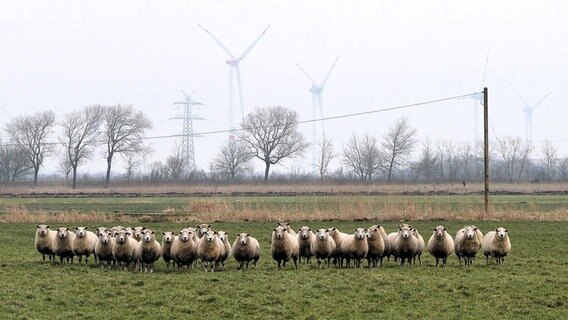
<box><xmin>34</xmin><ymin>222</ymin><xmax>511</xmax><ymax>272</ymax></box>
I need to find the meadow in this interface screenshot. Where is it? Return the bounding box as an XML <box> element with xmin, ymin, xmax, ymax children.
<box><xmin>1</xmin><ymin>220</ymin><xmax>567</xmax><ymax>319</ymax></box>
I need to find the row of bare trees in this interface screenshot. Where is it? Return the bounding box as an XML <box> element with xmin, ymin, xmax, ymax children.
<box><xmin>2</xmin><ymin>104</ymin><xmax>567</xmax><ymax>186</ymax></box>
<box><xmin>2</xmin><ymin>105</ymin><xmax>152</xmax><ymax>188</ymax></box>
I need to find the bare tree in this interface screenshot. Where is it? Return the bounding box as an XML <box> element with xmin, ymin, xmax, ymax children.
<box><xmin>163</xmin><ymin>142</ymin><xmax>186</xmax><ymax>181</ymax></box>
<box><xmin>458</xmin><ymin>143</ymin><xmax>474</xmax><ymax>181</ymax></box>
<box><xmin>496</xmin><ymin>136</ymin><xmax>526</xmax><ymax>183</ymax></box>
<box><xmin>4</xmin><ymin>111</ymin><xmax>55</xmax><ymax>185</ymax></box>
<box><xmin>60</xmin><ymin>105</ymin><xmax>104</xmax><ymax>189</ymax></box>
<box><xmin>343</xmin><ymin>133</ymin><xmax>382</xmax><ymax>181</ymax></box>
<box><xmin>237</xmin><ymin>106</ymin><xmax>308</xmax><ymax>182</ymax></box>
<box><xmin>123</xmin><ymin>150</ymin><xmax>151</xmax><ymax>182</ymax></box>
<box><xmin>209</xmin><ymin>140</ymin><xmax>253</xmax><ymax>180</ymax></box>
<box><xmin>56</xmin><ymin>151</ymin><xmax>73</xmax><ymax>181</ymax></box>
<box><xmin>101</xmin><ymin>105</ymin><xmax>153</xmax><ymax>186</ymax></box>
<box><xmin>540</xmin><ymin>140</ymin><xmax>558</xmax><ymax>181</ymax></box>
<box><xmin>315</xmin><ymin>138</ymin><xmax>335</xmax><ymax>184</ymax></box>
<box><xmin>414</xmin><ymin>139</ymin><xmax>438</xmax><ymax>182</ymax></box>
<box><xmin>0</xmin><ymin>143</ymin><xmax>32</xmax><ymax>182</ymax></box>
<box><xmin>382</xmin><ymin>117</ymin><xmax>417</xmax><ymax>183</ymax></box>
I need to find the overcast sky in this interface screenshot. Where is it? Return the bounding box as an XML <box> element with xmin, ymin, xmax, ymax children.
<box><xmin>1</xmin><ymin>0</ymin><xmax>567</xmax><ymax>176</ymax></box>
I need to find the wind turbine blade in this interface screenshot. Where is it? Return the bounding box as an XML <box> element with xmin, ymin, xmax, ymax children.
<box><xmin>510</xmin><ymin>85</ymin><xmax>530</xmax><ymax>107</ymax></box>
<box><xmin>235</xmin><ymin>66</ymin><xmax>245</xmax><ymax>122</ymax></box>
<box><xmin>229</xmin><ymin>67</ymin><xmax>234</xmax><ymax>130</ymax></box>
<box><xmin>237</xmin><ymin>24</ymin><xmax>270</xmax><ymax>61</ymax></box>
<box><xmin>296</xmin><ymin>63</ymin><xmax>317</xmax><ymax>85</ymax></box>
<box><xmin>532</xmin><ymin>91</ymin><xmax>552</xmax><ymax>110</ymax></box>
<box><xmin>481</xmin><ymin>48</ymin><xmax>489</xmax><ymax>88</ymax></box>
<box><xmin>197</xmin><ymin>24</ymin><xmax>235</xmax><ymax>58</ymax></box>
<box><xmin>321</xmin><ymin>57</ymin><xmax>339</xmax><ymax>87</ymax></box>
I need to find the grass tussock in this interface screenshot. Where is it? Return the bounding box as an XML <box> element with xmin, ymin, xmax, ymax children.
<box><xmin>0</xmin><ymin>205</ymin><xmax>137</xmax><ymax>224</ymax></box>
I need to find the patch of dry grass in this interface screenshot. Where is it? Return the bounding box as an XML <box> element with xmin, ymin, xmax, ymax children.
<box><xmin>0</xmin><ymin>205</ymin><xmax>137</xmax><ymax>224</ymax></box>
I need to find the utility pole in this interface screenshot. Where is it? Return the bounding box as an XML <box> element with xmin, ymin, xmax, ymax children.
<box><xmin>483</xmin><ymin>87</ymin><xmax>489</xmax><ymax>216</ymax></box>
<box><xmin>173</xmin><ymin>91</ymin><xmax>204</xmax><ymax>173</ymax></box>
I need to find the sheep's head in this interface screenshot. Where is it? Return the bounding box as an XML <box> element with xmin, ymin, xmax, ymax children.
<box><xmin>204</xmin><ymin>230</ymin><xmax>217</xmax><ymax>242</ymax></box>
<box><xmin>273</xmin><ymin>226</ymin><xmax>286</xmax><ymax>240</ymax></box>
<box><xmin>237</xmin><ymin>233</ymin><xmax>250</xmax><ymax>245</ymax></box>
<box><xmin>366</xmin><ymin>227</ymin><xmax>380</xmax><ymax>239</ymax></box>
<box><xmin>115</xmin><ymin>230</ymin><xmax>130</xmax><ymax>243</ymax></box>
<box><xmin>57</xmin><ymin>227</ymin><xmax>69</xmax><ymax>239</ymax></box>
<box><xmin>196</xmin><ymin>224</ymin><xmax>211</xmax><ymax>238</ymax></box>
<box><xmin>316</xmin><ymin>229</ymin><xmax>329</xmax><ymax>241</ymax></box>
<box><xmin>162</xmin><ymin>231</ymin><xmax>175</xmax><ymax>243</ymax></box>
<box><xmin>496</xmin><ymin>227</ymin><xmax>508</xmax><ymax>240</ymax></box>
<box><xmin>464</xmin><ymin>226</ymin><xmax>477</xmax><ymax>239</ymax></box>
<box><xmin>142</xmin><ymin>231</ymin><xmax>155</xmax><ymax>243</ymax></box>
<box><xmin>36</xmin><ymin>224</ymin><xmax>50</xmax><ymax>236</ymax></box>
<box><xmin>179</xmin><ymin>230</ymin><xmax>191</xmax><ymax>242</ymax></box>
<box><xmin>298</xmin><ymin>226</ymin><xmax>311</xmax><ymax>239</ymax></box>
<box><xmin>217</xmin><ymin>231</ymin><xmax>228</xmax><ymax>243</ymax></box>
<box><xmin>98</xmin><ymin>231</ymin><xmax>111</xmax><ymax>244</ymax></box>
<box><xmin>95</xmin><ymin>227</ymin><xmax>108</xmax><ymax>236</ymax></box>
<box><xmin>75</xmin><ymin>226</ymin><xmax>88</xmax><ymax>237</ymax></box>
<box><xmin>433</xmin><ymin>226</ymin><xmax>446</xmax><ymax>239</ymax></box>
<box><xmin>354</xmin><ymin>228</ymin><xmax>367</xmax><ymax>240</ymax></box>
<box><xmin>398</xmin><ymin>225</ymin><xmax>411</xmax><ymax>239</ymax></box>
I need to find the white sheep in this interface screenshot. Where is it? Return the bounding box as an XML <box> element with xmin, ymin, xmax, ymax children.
<box><xmin>197</xmin><ymin>230</ymin><xmax>223</xmax><ymax>272</ymax></box>
<box><xmin>135</xmin><ymin>230</ymin><xmax>162</xmax><ymax>272</ymax></box>
<box><xmin>171</xmin><ymin>229</ymin><xmax>199</xmax><ymax>270</ymax></box>
<box><xmin>427</xmin><ymin>225</ymin><xmax>454</xmax><ymax>267</ymax></box>
<box><xmin>129</xmin><ymin>226</ymin><xmax>146</xmax><ymax>242</ymax></box>
<box><xmin>94</xmin><ymin>229</ymin><xmax>115</xmax><ymax>268</ymax></box>
<box><xmin>161</xmin><ymin>231</ymin><xmax>176</xmax><ymax>269</ymax></box>
<box><xmin>411</xmin><ymin>227</ymin><xmax>425</xmax><ymax>266</ymax></box>
<box><xmin>72</xmin><ymin>226</ymin><xmax>98</xmax><ymax>265</ymax></box>
<box><xmin>386</xmin><ymin>231</ymin><xmax>399</xmax><ymax>261</ymax></box>
<box><xmin>297</xmin><ymin>226</ymin><xmax>315</xmax><ymax>264</ymax></box>
<box><xmin>366</xmin><ymin>225</ymin><xmax>386</xmax><ymax>267</ymax></box>
<box><xmin>112</xmin><ymin>229</ymin><xmax>138</xmax><ymax>270</ymax></box>
<box><xmin>277</xmin><ymin>222</ymin><xmax>297</xmax><ymax>236</ymax></box>
<box><xmin>393</xmin><ymin>224</ymin><xmax>418</xmax><ymax>266</ymax></box>
<box><xmin>310</xmin><ymin>228</ymin><xmax>336</xmax><ymax>268</ymax></box>
<box><xmin>340</xmin><ymin>228</ymin><xmax>369</xmax><ymax>268</ymax></box>
<box><xmin>327</xmin><ymin>227</ymin><xmax>350</xmax><ymax>267</ymax></box>
<box><xmin>52</xmin><ymin>227</ymin><xmax>76</xmax><ymax>264</ymax></box>
<box><xmin>196</xmin><ymin>224</ymin><xmax>212</xmax><ymax>240</ymax></box>
<box><xmin>271</xmin><ymin>225</ymin><xmax>299</xmax><ymax>269</ymax></box>
<box><xmin>231</xmin><ymin>233</ymin><xmax>260</xmax><ymax>270</ymax></box>
<box><xmin>35</xmin><ymin>224</ymin><xmax>56</xmax><ymax>262</ymax></box>
<box><xmin>454</xmin><ymin>226</ymin><xmax>482</xmax><ymax>266</ymax></box>
<box><xmin>483</xmin><ymin>227</ymin><xmax>511</xmax><ymax>265</ymax></box>
<box><xmin>216</xmin><ymin>231</ymin><xmax>232</xmax><ymax>268</ymax></box>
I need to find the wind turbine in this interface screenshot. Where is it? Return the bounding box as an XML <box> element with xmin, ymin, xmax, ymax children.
<box><xmin>296</xmin><ymin>57</ymin><xmax>339</xmax><ymax>167</ymax></box>
<box><xmin>511</xmin><ymin>87</ymin><xmax>552</xmax><ymax>144</ymax></box>
<box><xmin>197</xmin><ymin>24</ymin><xmax>270</xmax><ymax>137</ymax></box>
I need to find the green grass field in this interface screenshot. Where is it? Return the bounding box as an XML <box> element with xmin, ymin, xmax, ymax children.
<box><xmin>1</xmin><ymin>220</ymin><xmax>567</xmax><ymax>319</ymax></box>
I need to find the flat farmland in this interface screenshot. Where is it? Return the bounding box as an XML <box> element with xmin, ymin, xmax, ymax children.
<box><xmin>1</xmin><ymin>220</ymin><xmax>567</xmax><ymax>319</ymax></box>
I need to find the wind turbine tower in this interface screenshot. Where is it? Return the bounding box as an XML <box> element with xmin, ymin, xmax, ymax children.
<box><xmin>297</xmin><ymin>57</ymin><xmax>339</xmax><ymax>168</ymax></box>
<box><xmin>511</xmin><ymin>87</ymin><xmax>552</xmax><ymax>144</ymax></box>
<box><xmin>197</xmin><ymin>24</ymin><xmax>270</xmax><ymax>138</ymax></box>
<box><xmin>173</xmin><ymin>90</ymin><xmax>204</xmax><ymax>172</ymax></box>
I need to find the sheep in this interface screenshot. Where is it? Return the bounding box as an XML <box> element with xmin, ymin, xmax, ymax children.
<box><xmin>161</xmin><ymin>231</ymin><xmax>176</xmax><ymax>269</ymax></box>
<box><xmin>340</xmin><ymin>228</ymin><xmax>369</xmax><ymax>268</ymax></box>
<box><xmin>277</xmin><ymin>222</ymin><xmax>297</xmax><ymax>236</ymax></box>
<box><xmin>171</xmin><ymin>229</ymin><xmax>199</xmax><ymax>270</ymax></box>
<box><xmin>231</xmin><ymin>233</ymin><xmax>260</xmax><ymax>270</ymax></box>
<box><xmin>411</xmin><ymin>227</ymin><xmax>425</xmax><ymax>266</ymax></box>
<box><xmin>72</xmin><ymin>226</ymin><xmax>98</xmax><ymax>265</ymax></box>
<box><xmin>427</xmin><ymin>225</ymin><xmax>454</xmax><ymax>267</ymax></box>
<box><xmin>35</xmin><ymin>224</ymin><xmax>56</xmax><ymax>262</ymax></box>
<box><xmin>297</xmin><ymin>226</ymin><xmax>315</xmax><ymax>264</ymax></box>
<box><xmin>366</xmin><ymin>225</ymin><xmax>386</xmax><ymax>267</ymax></box>
<box><xmin>386</xmin><ymin>231</ymin><xmax>399</xmax><ymax>261</ymax></box>
<box><xmin>271</xmin><ymin>225</ymin><xmax>299</xmax><ymax>269</ymax></box>
<box><xmin>135</xmin><ymin>230</ymin><xmax>162</xmax><ymax>273</ymax></box>
<box><xmin>128</xmin><ymin>226</ymin><xmax>146</xmax><ymax>242</ymax></box>
<box><xmin>327</xmin><ymin>227</ymin><xmax>350</xmax><ymax>267</ymax></box>
<box><xmin>94</xmin><ymin>229</ymin><xmax>115</xmax><ymax>268</ymax></box>
<box><xmin>310</xmin><ymin>228</ymin><xmax>336</xmax><ymax>268</ymax></box>
<box><xmin>112</xmin><ymin>230</ymin><xmax>138</xmax><ymax>270</ymax></box>
<box><xmin>110</xmin><ymin>226</ymin><xmax>125</xmax><ymax>237</ymax></box>
<box><xmin>197</xmin><ymin>230</ymin><xmax>224</xmax><ymax>272</ymax></box>
<box><xmin>196</xmin><ymin>224</ymin><xmax>212</xmax><ymax>240</ymax></box>
<box><xmin>52</xmin><ymin>227</ymin><xmax>76</xmax><ymax>264</ymax></box>
<box><xmin>483</xmin><ymin>227</ymin><xmax>511</xmax><ymax>265</ymax></box>
<box><xmin>393</xmin><ymin>224</ymin><xmax>418</xmax><ymax>266</ymax></box>
<box><xmin>216</xmin><ymin>231</ymin><xmax>231</xmax><ymax>268</ymax></box>
<box><xmin>454</xmin><ymin>226</ymin><xmax>482</xmax><ymax>266</ymax></box>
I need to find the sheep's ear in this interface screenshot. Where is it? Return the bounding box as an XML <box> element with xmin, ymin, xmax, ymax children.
<box><xmin>214</xmin><ymin>231</ymin><xmax>218</xmax><ymax>235</ymax></box>
<box><xmin>443</xmin><ymin>227</ymin><xmax>446</xmax><ymax>231</ymax></box>
<box><xmin>65</xmin><ymin>227</ymin><xmax>69</xmax><ymax>231</ymax></box>
<box><xmin>298</xmin><ymin>228</ymin><xmax>301</xmax><ymax>232</ymax></box>
<box><xmin>433</xmin><ymin>228</ymin><xmax>436</xmax><ymax>231</ymax></box>
<box><xmin>505</xmin><ymin>229</ymin><xmax>508</xmax><ymax>233</ymax></box>
<box><xmin>246</xmin><ymin>233</ymin><xmax>250</xmax><ymax>237</ymax></box>
<box><xmin>273</xmin><ymin>228</ymin><xmax>276</xmax><ymax>231</ymax></box>
<box><xmin>75</xmin><ymin>227</ymin><xmax>79</xmax><ymax>230</ymax></box>
<box><xmin>473</xmin><ymin>227</ymin><xmax>477</xmax><ymax>231</ymax></box>
<box><xmin>85</xmin><ymin>226</ymin><xmax>89</xmax><ymax>230</ymax></box>
<box><xmin>46</xmin><ymin>225</ymin><xmax>50</xmax><ymax>228</ymax></box>
<box><xmin>496</xmin><ymin>228</ymin><xmax>499</xmax><ymax>232</ymax></box>
<box><xmin>36</xmin><ymin>225</ymin><xmax>40</xmax><ymax>228</ymax></box>
<box><xmin>308</xmin><ymin>228</ymin><xmax>311</xmax><ymax>231</ymax></box>
<box><xmin>142</xmin><ymin>227</ymin><xmax>146</xmax><ymax>230</ymax></box>
<box><xmin>162</xmin><ymin>232</ymin><xmax>166</xmax><ymax>235</ymax></box>
<box><xmin>151</xmin><ymin>231</ymin><xmax>155</xmax><ymax>235</ymax></box>
<box><xmin>207</xmin><ymin>224</ymin><xmax>211</xmax><ymax>228</ymax></box>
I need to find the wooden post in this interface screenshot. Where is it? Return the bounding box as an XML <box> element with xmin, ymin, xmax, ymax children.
<box><xmin>483</xmin><ymin>87</ymin><xmax>489</xmax><ymax>216</ymax></box>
